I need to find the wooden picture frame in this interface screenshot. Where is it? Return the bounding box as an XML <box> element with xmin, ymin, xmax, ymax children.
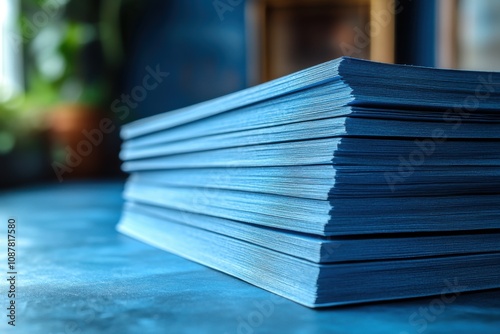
<box><xmin>246</xmin><ymin>0</ymin><xmax>395</xmax><ymax>83</ymax></box>
<box><xmin>437</xmin><ymin>0</ymin><xmax>458</xmax><ymax>69</ymax></box>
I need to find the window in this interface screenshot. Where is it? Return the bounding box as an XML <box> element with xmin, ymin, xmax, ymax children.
<box><xmin>0</xmin><ymin>0</ymin><xmax>23</xmax><ymax>102</ymax></box>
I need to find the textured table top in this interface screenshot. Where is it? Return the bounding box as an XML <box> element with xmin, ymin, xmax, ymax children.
<box><xmin>0</xmin><ymin>181</ymin><xmax>499</xmax><ymax>334</ymax></box>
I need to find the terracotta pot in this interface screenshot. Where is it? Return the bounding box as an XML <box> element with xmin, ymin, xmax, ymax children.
<box><xmin>47</xmin><ymin>103</ymin><xmax>107</xmax><ymax>180</ymax></box>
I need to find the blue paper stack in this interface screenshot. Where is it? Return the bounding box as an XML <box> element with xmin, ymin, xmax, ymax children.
<box><xmin>118</xmin><ymin>57</ymin><xmax>500</xmax><ymax>308</ymax></box>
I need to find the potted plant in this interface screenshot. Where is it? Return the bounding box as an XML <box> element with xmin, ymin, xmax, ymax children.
<box><xmin>0</xmin><ymin>95</ymin><xmax>52</xmax><ymax>187</ymax></box>
<box><xmin>19</xmin><ymin>0</ymin><xmax>110</xmax><ymax>182</ymax></box>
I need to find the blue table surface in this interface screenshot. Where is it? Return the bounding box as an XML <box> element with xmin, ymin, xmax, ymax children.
<box><xmin>0</xmin><ymin>181</ymin><xmax>499</xmax><ymax>334</ymax></box>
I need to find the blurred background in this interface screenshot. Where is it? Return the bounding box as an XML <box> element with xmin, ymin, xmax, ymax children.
<box><xmin>1</xmin><ymin>0</ymin><xmax>500</xmax><ymax>189</ymax></box>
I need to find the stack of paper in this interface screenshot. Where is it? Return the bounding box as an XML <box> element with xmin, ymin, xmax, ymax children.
<box><xmin>117</xmin><ymin>57</ymin><xmax>500</xmax><ymax>307</ymax></box>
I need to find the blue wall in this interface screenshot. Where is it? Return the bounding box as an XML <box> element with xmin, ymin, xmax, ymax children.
<box><xmin>396</xmin><ymin>0</ymin><xmax>437</xmax><ymax>67</ymax></box>
<box><xmin>122</xmin><ymin>0</ymin><xmax>248</xmax><ymax>121</ymax></box>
